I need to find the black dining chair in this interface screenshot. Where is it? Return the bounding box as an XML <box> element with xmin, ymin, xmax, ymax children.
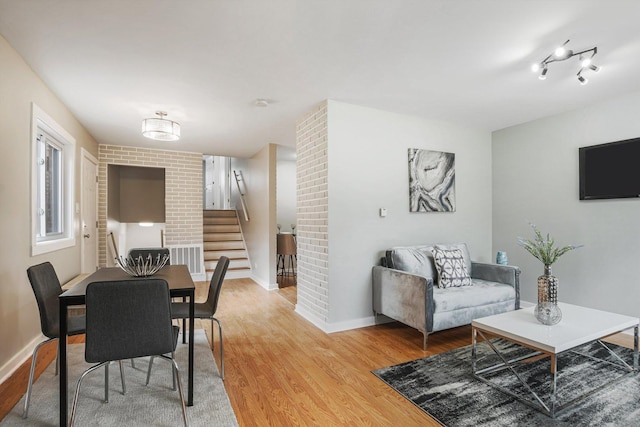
<box><xmin>147</xmin><ymin>256</ymin><xmax>229</xmax><ymax>382</ymax></box>
<box><xmin>69</xmin><ymin>279</ymin><xmax>188</xmax><ymax>427</ymax></box>
<box><xmin>24</xmin><ymin>262</ymin><xmax>104</xmax><ymax>419</ymax></box>
<box><xmin>125</xmin><ymin>247</ymin><xmax>171</xmax><ymax>367</ymax></box>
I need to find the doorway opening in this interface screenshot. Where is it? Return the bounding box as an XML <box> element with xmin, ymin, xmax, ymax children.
<box><xmin>106</xmin><ymin>164</ymin><xmax>165</xmax><ymax>263</ymax></box>
<box><xmin>203</xmin><ymin>155</ymin><xmax>231</xmax><ymax>210</ymax></box>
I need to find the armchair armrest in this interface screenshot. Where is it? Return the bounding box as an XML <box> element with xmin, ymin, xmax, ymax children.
<box><xmin>372</xmin><ymin>266</ymin><xmax>434</xmax><ymax>334</ymax></box>
<box><xmin>471</xmin><ymin>262</ymin><xmax>521</xmax><ymax>309</ymax></box>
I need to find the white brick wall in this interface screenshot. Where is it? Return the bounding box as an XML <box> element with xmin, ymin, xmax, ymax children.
<box><xmin>296</xmin><ymin>102</ymin><xmax>329</xmax><ymax>323</ymax></box>
<box><xmin>98</xmin><ymin>145</ymin><xmax>203</xmax><ymax>267</ymax></box>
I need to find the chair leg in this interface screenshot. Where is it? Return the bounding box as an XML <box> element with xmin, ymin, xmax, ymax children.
<box><xmin>165</xmin><ymin>356</ymin><xmax>189</xmax><ymax>427</ymax></box>
<box><xmin>22</xmin><ymin>338</ymin><xmax>55</xmax><ymax>419</ymax></box>
<box><xmin>171</xmin><ymin>351</ymin><xmax>177</xmax><ymax>391</ymax></box>
<box><xmin>130</xmin><ymin>358</ymin><xmax>136</xmax><ymax>369</ymax></box>
<box><xmin>145</xmin><ymin>356</ymin><xmax>155</xmax><ymax>385</ymax></box>
<box><xmin>119</xmin><ymin>360</ymin><xmax>126</xmax><ymax>395</ymax></box>
<box><xmin>103</xmin><ymin>361</ymin><xmax>126</xmax><ymax>401</ymax></box>
<box><xmin>104</xmin><ymin>363</ymin><xmax>109</xmax><ymax>403</ymax></box>
<box><xmin>146</xmin><ymin>354</ymin><xmax>176</xmax><ymax>390</ymax></box>
<box><xmin>70</xmin><ymin>362</ymin><xmax>108</xmax><ymax>427</ymax></box>
<box><xmin>212</xmin><ymin>317</ymin><xmax>224</xmax><ymax>380</ymax></box>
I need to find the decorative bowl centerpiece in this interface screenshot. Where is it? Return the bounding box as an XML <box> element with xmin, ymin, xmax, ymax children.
<box><xmin>115</xmin><ymin>253</ymin><xmax>169</xmax><ymax>277</ymax></box>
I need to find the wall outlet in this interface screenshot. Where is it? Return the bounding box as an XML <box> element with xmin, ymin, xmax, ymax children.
<box><xmin>379</xmin><ymin>207</ymin><xmax>387</xmax><ymax>217</ymax></box>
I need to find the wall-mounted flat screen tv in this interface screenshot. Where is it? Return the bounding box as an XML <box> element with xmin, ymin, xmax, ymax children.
<box><xmin>579</xmin><ymin>137</ymin><xmax>640</xmax><ymax>200</ymax></box>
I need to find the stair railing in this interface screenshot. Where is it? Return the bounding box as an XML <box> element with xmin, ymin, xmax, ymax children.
<box><xmin>233</xmin><ymin>170</ymin><xmax>250</xmax><ymax>222</ymax></box>
<box><xmin>108</xmin><ymin>232</ymin><xmax>120</xmax><ymax>261</ymax></box>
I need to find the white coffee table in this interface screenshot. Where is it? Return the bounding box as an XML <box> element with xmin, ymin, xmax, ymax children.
<box><xmin>471</xmin><ymin>303</ymin><xmax>639</xmax><ymax>418</ymax></box>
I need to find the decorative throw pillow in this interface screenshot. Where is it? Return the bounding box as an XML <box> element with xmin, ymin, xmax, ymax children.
<box><xmin>431</xmin><ymin>247</ymin><xmax>472</xmax><ymax>288</ymax></box>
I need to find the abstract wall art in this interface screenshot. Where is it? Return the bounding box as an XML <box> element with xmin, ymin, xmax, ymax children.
<box><xmin>408</xmin><ymin>148</ymin><xmax>456</xmax><ymax>212</ymax></box>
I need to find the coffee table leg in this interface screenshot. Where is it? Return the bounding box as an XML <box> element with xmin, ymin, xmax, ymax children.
<box><xmin>550</xmin><ymin>354</ymin><xmax>557</xmax><ymax>418</ymax></box>
<box><xmin>472</xmin><ymin>327</ymin><xmax>477</xmax><ymax>373</ymax></box>
<box><xmin>634</xmin><ymin>326</ymin><xmax>638</xmax><ymax>370</ymax></box>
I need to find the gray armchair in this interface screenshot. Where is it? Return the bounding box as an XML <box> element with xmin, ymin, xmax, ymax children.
<box><xmin>373</xmin><ymin>244</ymin><xmax>520</xmax><ymax>350</ymax></box>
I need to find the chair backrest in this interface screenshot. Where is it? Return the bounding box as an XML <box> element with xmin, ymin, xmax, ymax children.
<box><xmin>85</xmin><ymin>279</ymin><xmax>174</xmax><ymax>363</ymax></box>
<box><xmin>26</xmin><ymin>262</ymin><xmax>63</xmax><ymax>339</ymax></box>
<box><xmin>204</xmin><ymin>256</ymin><xmax>230</xmax><ymax>314</ymax></box>
<box><xmin>127</xmin><ymin>247</ymin><xmax>170</xmax><ymax>265</ymax></box>
<box><xmin>277</xmin><ymin>234</ymin><xmax>296</xmax><ymax>256</ymax></box>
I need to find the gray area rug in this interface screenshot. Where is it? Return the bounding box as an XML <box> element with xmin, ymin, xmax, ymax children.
<box><xmin>373</xmin><ymin>339</ymin><xmax>640</xmax><ymax>426</ymax></box>
<box><xmin>1</xmin><ymin>330</ymin><xmax>238</xmax><ymax>426</ymax></box>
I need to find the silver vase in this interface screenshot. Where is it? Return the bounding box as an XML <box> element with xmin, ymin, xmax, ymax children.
<box><xmin>534</xmin><ymin>265</ymin><xmax>562</xmax><ymax>325</ymax></box>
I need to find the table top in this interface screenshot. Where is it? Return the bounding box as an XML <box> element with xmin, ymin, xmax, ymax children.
<box><xmin>59</xmin><ymin>264</ymin><xmax>195</xmax><ymax>299</ymax></box>
<box><xmin>472</xmin><ymin>303</ymin><xmax>639</xmax><ymax>354</ymax></box>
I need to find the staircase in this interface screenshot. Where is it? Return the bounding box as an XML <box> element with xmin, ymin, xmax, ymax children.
<box><xmin>203</xmin><ymin>210</ymin><xmax>251</xmax><ymax>280</ymax></box>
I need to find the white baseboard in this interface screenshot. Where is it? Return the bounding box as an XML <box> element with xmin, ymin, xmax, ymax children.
<box><xmin>293</xmin><ymin>305</ymin><xmax>376</xmax><ymax>334</ymax></box>
<box><xmin>250</xmin><ymin>274</ymin><xmax>277</xmax><ymax>291</ymax></box>
<box><xmin>294</xmin><ymin>305</ymin><xmax>327</xmax><ymax>331</ymax></box>
<box><xmin>0</xmin><ymin>334</ymin><xmax>44</xmax><ymax>385</ymax></box>
<box><xmin>324</xmin><ymin>316</ymin><xmax>377</xmax><ymax>333</ymax></box>
<box><xmin>191</xmin><ymin>272</ymin><xmax>206</xmax><ymax>282</ymax></box>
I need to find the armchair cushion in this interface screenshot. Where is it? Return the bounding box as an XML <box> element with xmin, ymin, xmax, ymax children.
<box><xmin>386</xmin><ymin>245</ymin><xmax>437</xmax><ymax>280</ymax></box>
<box><xmin>385</xmin><ymin>243</ymin><xmax>471</xmax><ymax>286</ymax></box>
<box><xmin>432</xmin><ymin>247</ymin><xmax>472</xmax><ymax>288</ymax></box>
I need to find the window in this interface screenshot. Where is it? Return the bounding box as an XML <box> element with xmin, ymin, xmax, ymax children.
<box><xmin>31</xmin><ymin>103</ymin><xmax>76</xmax><ymax>255</ymax></box>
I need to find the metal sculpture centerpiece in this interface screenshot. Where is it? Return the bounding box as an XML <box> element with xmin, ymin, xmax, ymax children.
<box><xmin>115</xmin><ymin>253</ymin><xmax>169</xmax><ymax>277</ymax></box>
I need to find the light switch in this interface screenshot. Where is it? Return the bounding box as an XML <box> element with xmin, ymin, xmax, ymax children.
<box><xmin>379</xmin><ymin>208</ymin><xmax>387</xmax><ymax>217</ymax></box>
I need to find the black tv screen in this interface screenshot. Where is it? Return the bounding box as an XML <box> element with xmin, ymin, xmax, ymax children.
<box><xmin>579</xmin><ymin>137</ymin><xmax>640</xmax><ymax>200</ymax></box>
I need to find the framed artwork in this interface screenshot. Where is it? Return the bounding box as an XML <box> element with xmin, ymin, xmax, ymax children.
<box><xmin>408</xmin><ymin>148</ymin><xmax>456</xmax><ymax>212</ymax></box>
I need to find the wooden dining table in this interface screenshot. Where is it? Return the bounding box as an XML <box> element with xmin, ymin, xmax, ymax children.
<box><xmin>58</xmin><ymin>265</ymin><xmax>195</xmax><ymax>426</ymax></box>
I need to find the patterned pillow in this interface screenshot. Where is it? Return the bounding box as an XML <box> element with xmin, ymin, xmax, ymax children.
<box><xmin>431</xmin><ymin>247</ymin><xmax>472</xmax><ymax>288</ymax></box>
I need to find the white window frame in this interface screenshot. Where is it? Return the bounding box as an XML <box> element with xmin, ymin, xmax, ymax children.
<box><xmin>31</xmin><ymin>103</ymin><xmax>76</xmax><ymax>255</ymax></box>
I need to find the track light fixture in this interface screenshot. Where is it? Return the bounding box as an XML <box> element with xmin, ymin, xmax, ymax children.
<box><xmin>577</xmin><ymin>73</ymin><xmax>588</xmax><ymax>85</ymax></box>
<box><xmin>531</xmin><ymin>40</ymin><xmax>600</xmax><ymax>84</ymax></box>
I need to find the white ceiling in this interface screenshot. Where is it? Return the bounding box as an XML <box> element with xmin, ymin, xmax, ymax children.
<box><xmin>2</xmin><ymin>1</ymin><xmax>640</xmax><ymax>158</ymax></box>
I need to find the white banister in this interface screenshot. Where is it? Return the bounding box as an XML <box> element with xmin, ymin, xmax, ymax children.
<box><xmin>233</xmin><ymin>170</ymin><xmax>250</xmax><ymax>222</ymax></box>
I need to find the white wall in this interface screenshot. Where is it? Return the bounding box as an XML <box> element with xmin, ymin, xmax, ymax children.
<box><xmin>492</xmin><ymin>91</ymin><xmax>640</xmax><ymax>317</ymax></box>
<box><xmin>277</xmin><ymin>158</ymin><xmax>297</xmax><ymax>233</ymax></box>
<box><xmin>326</xmin><ymin>100</ymin><xmax>493</xmax><ymax>329</ymax></box>
<box><xmin>123</xmin><ymin>223</ymin><xmax>166</xmax><ymax>254</ymax></box>
<box><xmin>0</xmin><ymin>35</ymin><xmax>99</xmax><ymax>380</ymax></box>
<box><xmin>232</xmin><ymin>145</ymin><xmax>277</xmax><ymax>289</ymax></box>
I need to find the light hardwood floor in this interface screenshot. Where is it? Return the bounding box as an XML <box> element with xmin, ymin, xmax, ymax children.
<box><xmin>1</xmin><ymin>278</ymin><xmax>634</xmax><ymax>425</ymax></box>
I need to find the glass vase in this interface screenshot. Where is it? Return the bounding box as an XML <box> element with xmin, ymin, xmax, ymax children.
<box><xmin>534</xmin><ymin>265</ymin><xmax>562</xmax><ymax>325</ymax></box>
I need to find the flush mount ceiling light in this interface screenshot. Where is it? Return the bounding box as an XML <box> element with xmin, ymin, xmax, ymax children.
<box><xmin>531</xmin><ymin>39</ymin><xmax>600</xmax><ymax>85</ymax></box>
<box><xmin>255</xmin><ymin>98</ymin><xmax>269</xmax><ymax>107</ymax></box>
<box><xmin>142</xmin><ymin>111</ymin><xmax>181</xmax><ymax>141</ymax></box>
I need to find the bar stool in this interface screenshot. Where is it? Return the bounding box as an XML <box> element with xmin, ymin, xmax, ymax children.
<box><xmin>276</xmin><ymin>233</ymin><xmax>297</xmax><ymax>283</ymax></box>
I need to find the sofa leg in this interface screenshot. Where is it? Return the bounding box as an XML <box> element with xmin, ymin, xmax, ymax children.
<box><xmin>422</xmin><ymin>332</ymin><xmax>429</xmax><ymax>351</ymax></box>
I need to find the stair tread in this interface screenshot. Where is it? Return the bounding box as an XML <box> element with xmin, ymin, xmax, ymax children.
<box><xmin>203</xmin><ymin>232</ymin><xmax>242</xmax><ymax>235</ymax></box>
<box><xmin>207</xmin><ymin>266</ymin><xmax>250</xmax><ymax>271</ymax></box>
<box><xmin>203</xmin><ymin>210</ymin><xmax>249</xmax><ymax>277</ymax></box>
<box><xmin>203</xmin><ymin>210</ymin><xmax>236</xmax><ymax>217</ymax></box>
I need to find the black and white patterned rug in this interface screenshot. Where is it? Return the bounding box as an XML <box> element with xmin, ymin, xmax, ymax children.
<box><xmin>373</xmin><ymin>339</ymin><xmax>640</xmax><ymax>426</ymax></box>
